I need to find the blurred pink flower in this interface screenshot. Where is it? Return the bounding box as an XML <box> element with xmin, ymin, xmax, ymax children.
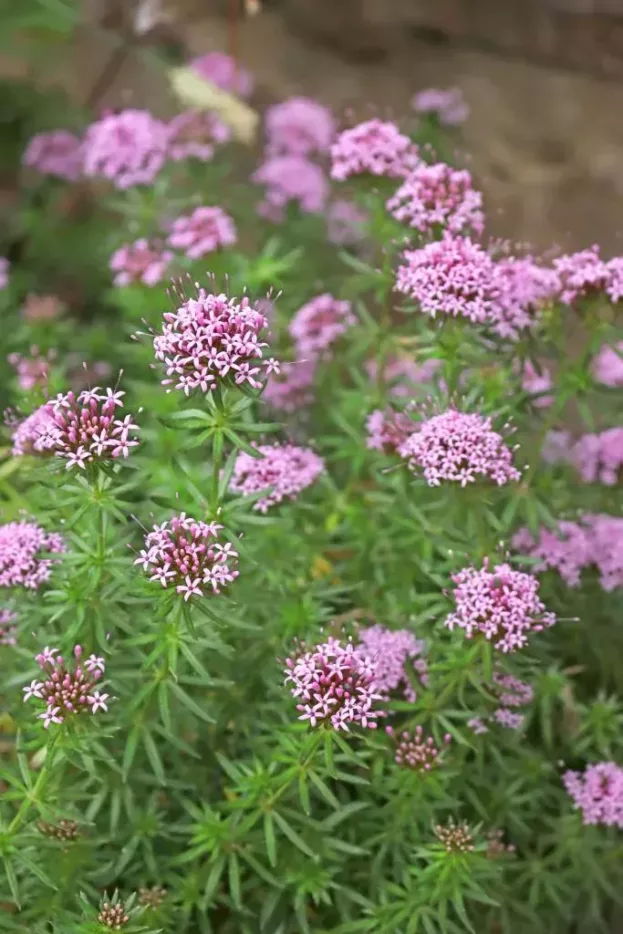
<box><xmin>0</xmin><ymin>520</ymin><xmax>65</xmax><ymax>590</ymax></box>
<box><xmin>167</xmin><ymin>206</ymin><xmax>236</xmax><ymax>259</ymax></box>
<box><xmin>552</xmin><ymin>246</ymin><xmax>610</xmax><ymax>305</ymax></box>
<box><xmin>230</xmin><ymin>443</ymin><xmax>324</xmax><ymax>512</ymax></box>
<box><xmin>23</xmin><ymin>130</ymin><xmax>83</xmax><ymax>181</ymax></box>
<box><xmin>412</xmin><ymin>87</ymin><xmax>469</xmax><ymax>125</ymax></box>
<box><xmin>253</xmin><ymin>155</ymin><xmax>329</xmax><ymax>221</ymax></box>
<box><xmin>289</xmin><ymin>293</ymin><xmax>355</xmax><ymax>358</ymax></box>
<box><xmin>0</xmin><ymin>609</ymin><xmax>17</xmax><ymax>646</ymax></box>
<box><xmin>8</xmin><ymin>347</ymin><xmax>54</xmax><ymax>391</ymax></box>
<box><xmin>493</xmin><ymin>257</ymin><xmax>560</xmax><ymax>340</ymax></box>
<box><xmin>519</xmin><ymin>359</ymin><xmax>554</xmax><ymax>407</ymax></box>
<box><xmin>167</xmin><ymin>110</ymin><xmax>231</xmax><ymax>162</ymax></box>
<box><xmin>356</xmin><ymin>624</ymin><xmax>428</xmax><ymax>702</ymax></box>
<box><xmin>263</xmin><ymin>359</ymin><xmax>317</xmax><ymax>412</ymax></box>
<box><xmin>265</xmin><ymin>97</ymin><xmax>335</xmax><ymax>157</ymax></box>
<box><xmin>388</xmin><ymin>162</ymin><xmax>484</xmax><ymax>236</ymax></box>
<box><xmin>330</xmin><ymin>119</ymin><xmax>418</xmax><ymax>181</ymax></box>
<box><xmin>110</xmin><ymin>239</ymin><xmax>173</xmax><ymax>287</ymax></box>
<box><xmin>190</xmin><ymin>52</ymin><xmax>253</xmax><ymax>98</ymax></box>
<box><xmin>0</xmin><ymin>258</ymin><xmax>9</xmax><ymax>291</ymax></box>
<box><xmin>366</xmin><ymin>408</ymin><xmax>413</xmax><ymax>454</ymax></box>
<box><xmin>365</xmin><ymin>355</ymin><xmax>441</xmax><ymax>398</ymax></box>
<box><xmin>326</xmin><ymin>199</ymin><xmax>368</xmax><ymax>246</ymax></box>
<box><xmin>593</xmin><ymin>341</ymin><xmax>623</xmax><ymax>387</ymax></box>
<box><xmin>82</xmin><ymin>109</ymin><xmax>168</xmax><ymax>189</ymax></box>
<box><xmin>564</xmin><ymin>762</ymin><xmax>623</xmax><ymax>828</ymax></box>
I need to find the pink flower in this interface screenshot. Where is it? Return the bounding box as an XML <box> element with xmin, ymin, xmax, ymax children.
<box><xmin>0</xmin><ymin>258</ymin><xmax>9</xmax><ymax>291</ymax></box>
<box><xmin>166</xmin><ymin>206</ymin><xmax>236</xmax><ymax>259</ymax></box>
<box><xmin>153</xmin><ymin>289</ymin><xmax>273</xmax><ymax>394</ymax></box>
<box><xmin>8</xmin><ymin>347</ymin><xmax>54</xmax><ymax>391</ymax></box>
<box><xmin>446</xmin><ymin>560</ymin><xmax>556</xmax><ymax>653</ymax></box>
<box><xmin>11</xmin><ymin>404</ymin><xmax>61</xmax><ymax>457</ymax></box>
<box><xmin>284</xmin><ymin>636</ymin><xmax>386</xmax><ymax>731</ymax></box>
<box><xmin>468</xmin><ymin>717</ymin><xmax>489</xmax><ymax>735</ymax></box>
<box><xmin>493</xmin><ymin>257</ymin><xmax>560</xmax><ymax>340</ymax></box>
<box><xmin>0</xmin><ymin>608</ymin><xmax>17</xmax><ymax>646</ymax></box>
<box><xmin>42</xmin><ymin>388</ymin><xmax>139</xmax><ymax>468</ymax></box>
<box><xmin>265</xmin><ymin>97</ymin><xmax>335</xmax><ymax>157</ymax></box>
<box><xmin>229</xmin><ymin>443</ymin><xmax>325</xmax><ymax>512</ymax></box>
<box><xmin>492</xmin><ymin>708</ymin><xmax>525</xmax><ymax>730</ymax></box>
<box><xmin>584</xmin><ymin>514</ymin><xmax>623</xmax><ymax>592</ymax></box>
<box><xmin>24</xmin><ymin>644</ymin><xmax>109</xmax><ymax>727</ymax></box>
<box><xmin>398</xmin><ymin>409</ymin><xmax>521</xmax><ymax>487</ymax></box>
<box><xmin>263</xmin><ymin>359</ymin><xmax>317</xmax><ymax>412</ymax></box>
<box><xmin>541</xmin><ymin>430</ymin><xmax>572</xmax><ymax>466</ymax></box>
<box><xmin>135</xmin><ymin>514</ymin><xmax>239</xmax><ymax>599</ymax></box>
<box><xmin>570</xmin><ymin>428</ymin><xmax>623</xmax><ymax>486</ymax></box>
<box><xmin>366</xmin><ymin>408</ymin><xmax>413</xmax><ymax>454</ymax></box>
<box><xmin>190</xmin><ymin>52</ymin><xmax>253</xmax><ymax>98</ymax></box>
<box><xmin>289</xmin><ymin>293</ymin><xmax>355</xmax><ymax>359</ymax></box>
<box><xmin>552</xmin><ymin>246</ymin><xmax>610</xmax><ymax>305</ymax></box>
<box><xmin>593</xmin><ymin>342</ymin><xmax>623</xmax><ymax>387</ymax></box>
<box><xmin>386</xmin><ymin>724</ymin><xmax>450</xmax><ymax>771</ymax></box>
<box><xmin>387</xmin><ymin>163</ymin><xmax>484</xmax><ymax>237</ymax></box>
<box><xmin>365</xmin><ymin>355</ymin><xmax>441</xmax><ymax>398</ymax></box>
<box><xmin>167</xmin><ymin>110</ymin><xmax>231</xmax><ymax>162</ymax></box>
<box><xmin>412</xmin><ymin>87</ymin><xmax>469</xmax><ymax>126</ymax></box>
<box><xmin>22</xmin><ymin>131</ymin><xmax>83</xmax><ymax>181</ymax></box>
<box><xmin>326</xmin><ymin>199</ymin><xmax>368</xmax><ymax>246</ymax></box>
<box><xmin>492</xmin><ymin>672</ymin><xmax>534</xmax><ymax>709</ymax></box>
<box><xmin>21</xmin><ymin>293</ymin><xmax>62</xmax><ymax>322</ymax></box>
<box><xmin>252</xmin><ymin>156</ymin><xmax>329</xmax><ymax>222</ymax></box>
<box><xmin>110</xmin><ymin>239</ymin><xmax>173</xmax><ymax>287</ymax></box>
<box><xmin>0</xmin><ymin>521</ymin><xmax>65</xmax><ymax>590</ymax></box>
<box><xmin>511</xmin><ymin>521</ymin><xmax>592</xmax><ymax>588</ymax></box>
<box><xmin>606</xmin><ymin>256</ymin><xmax>623</xmax><ymax>303</ymax></box>
<box><xmin>330</xmin><ymin>119</ymin><xmax>418</xmax><ymax>182</ymax></box>
<box><xmin>563</xmin><ymin>762</ymin><xmax>623</xmax><ymax>828</ymax></box>
<box><xmin>82</xmin><ymin>109</ymin><xmax>168</xmax><ymax>189</ymax></box>
<box><xmin>518</xmin><ymin>359</ymin><xmax>554</xmax><ymax>407</ymax></box>
<box><xmin>356</xmin><ymin>625</ymin><xmax>428</xmax><ymax>702</ymax></box>
<box><xmin>395</xmin><ymin>234</ymin><xmax>501</xmax><ymax>325</ymax></box>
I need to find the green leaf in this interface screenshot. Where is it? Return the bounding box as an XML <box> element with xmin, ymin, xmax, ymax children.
<box><xmin>3</xmin><ymin>857</ymin><xmax>20</xmax><ymax>907</ymax></box>
<box><xmin>272</xmin><ymin>811</ymin><xmax>317</xmax><ymax>859</ymax></box>
<box><xmin>228</xmin><ymin>853</ymin><xmax>242</xmax><ymax>907</ymax></box>
<box><xmin>263</xmin><ymin>813</ymin><xmax>277</xmax><ymax>867</ymax></box>
<box><xmin>142</xmin><ymin>729</ymin><xmax>166</xmax><ymax>785</ymax></box>
<box><xmin>169</xmin><ymin>682</ymin><xmax>215</xmax><ymax>723</ymax></box>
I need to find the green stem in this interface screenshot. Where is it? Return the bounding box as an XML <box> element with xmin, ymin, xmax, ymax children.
<box><xmin>9</xmin><ymin>735</ymin><xmax>60</xmax><ymax>835</ymax></box>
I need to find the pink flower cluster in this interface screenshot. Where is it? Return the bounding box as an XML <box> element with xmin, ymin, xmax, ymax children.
<box><xmin>563</xmin><ymin>762</ymin><xmax>623</xmax><ymax>828</ymax></box>
<box><xmin>23</xmin><ymin>644</ymin><xmax>108</xmax><ymax>728</ymax></box>
<box><xmin>45</xmin><ymin>388</ymin><xmax>139</xmax><ymax>470</ymax></box>
<box><xmin>22</xmin><ymin>130</ymin><xmax>83</xmax><ymax>181</ymax></box>
<box><xmin>8</xmin><ymin>347</ymin><xmax>54</xmax><ymax>391</ymax></box>
<box><xmin>167</xmin><ymin>110</ymin><xmax>231</xmax><ymax>162</ymax></box>
<box><xmin>330</xmin><ymin>119</ymin><xmax>418</xmax><ymax>181</ymax></box>
<box><xmin>326</xmin><ymin>200</ymin><xmax>368</xmax><ymax>246</ymax></box>
<box><xmin>552</xmin><ymin>246</ymin><xmax>623</xmax><ymax>306</ymax></box>
<box><xmin>412</xmin><ymin>87</ymin><xmax>469</xmax><ymax>126</ymax></box>
<box><xmin>110</xmin><ymin>240</ymin><xmax>173</xmax><ymax>287</ymax></box>
<box><xmin>366</xmin><ymin>408</ymin><xmax>413</xmax><ymax>454</ymax></box>
<box><xmin>288</xmin><ymin>293</ymin><xmax>356</xmax><ymax>359</ymax></box>
<box><xmin>0</xmin><ymin>258</ymin><xmax>9</xmax><ymax>290</ymax></box>
<box><xmin>265</xmin><ymin>97</ymin><xmax>335</xmax><ymax>157</ymax></box>
<box><xmin>166</xmin><ymin>206</ymin><xmax>237</xmax><ymax>259</ymax></box>
<box><xmin>0</xmin><ymin>520</ymin><xmax>65</xmax><ymax>590</ymax></box>
<box><xmin>593</xmin><ymin>342</ymin><xmax>623</xmax><ymax>387</ymax></box>
<box><xmin>252</xmin><ymin>156</ymin><xmax>329</xmax><ymax>222</ymax></box>
<box><xmin>387</xmin><ymin>163</ymin><xmax>484</xmax><ymax>237</ymax></box>
<box><xmin>518</xmin><ymin>360</ymin><xmax>554</xmax><ymax>408</ymax></box>
<box><xmin>153</xmin><ymin>289</ymin><xmax>276</xmax><ymax>394</ymax></box>
<box><xmin>284</xmin><ymin>636</ymin><xmax>386</xmax><ymax>731</ymax></box>
<box><xmin>571</xmin><ymin>429</ymin><xmax>623</xmax><ymax>486</ymax></box>
<box><xmin>395</xmin><ymin>234</ymin><xmax>501</xmax><ymax>324</ymax></box>
<box><xmin>10</xmin><ymin>404</ymin><xmax>59</xmax><ymax>457</ymax></box>
<box><xmin>229</xmin><ymin>443</ymin><xmax>325</xmax><ymax>512</ymax></box>
<box><xmin>493</xmin><ymin>257</ymin><xmax>560</xmax><ymax>340</ymax></box>
<box><xmin>190</xmin><ymin>52</ymin><xmax>254</xmax><ymax>98</ymax></box>
<box><xmin>0</xmin><ymin>608</ymin><xmax>17</xmax><ymax>646</ymax></box>
<box><xmin>398</xmin><ymin>409</ymin><xmax>521</xmax><ymax>487</ymax></box>
<box><xmin>513</xmin><ymin>514</ymin><xmax>623</xmax><ymax>592</ymax></box>
<box><xmin>82</xmin><ymin>109</ymin><xmax>168</xmax><ymax>189</ymax></box>
<box><xmin>356</xmin><ymin>624</ymin><xmax>428</xmax><ymax>703</ymax></box>
<box><xmin>490</xmin><ymin>672</ymin><xmax>533</xmax><ymax>731</ymax></box>
<box><xmin>365</xmin><ymin>355</ymin><xmax>441</xmax><ymax>399</ymax></box>
<box><xmin>445</xmin><ymin>560</ymin><xmax>556</xmax><ymax>653</ymax></box>
<box><xmin>136</xmin><ymin>514</ymin><xmax>239</xmax><ymax>601</ymax></box>
<box><xmin>386</xmin><ymin>724</ymin><xmax>450</xmax><ymax>771</ymax></box>
<box><xmin>264</xmin><ymin>360</ymin><xmax>317</xmax><ymax>412</ymax></box>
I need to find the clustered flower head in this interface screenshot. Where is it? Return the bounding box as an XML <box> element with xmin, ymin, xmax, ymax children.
<box><xmin>387</xmin><ymin>162</ymin><xmax>484</xmax><ymax>237</ymax></box>
<box><xmin>82</xmin><ymin>109</ymin><xmax>168</xmax><ymax>189</ymax></box>
<box><xmin>138</xmin><ymin>886</ymin><xmax>168</xmax><ymax>909</ymax></box>
<box><xmin>22</xmin><ymin>130</ymin><xmax>83</xmax><ymax>181</ymax></box>
<box><xmin>486</xmin><ymin>829</ymin><xmax>516</xmax><ymax>858</ymax></box>
<box><xmin>38</xmin><ymin>819</ymin><xmax>80</xmax><ymax>842</ymax></box>
<box><xmin>366</xmin><ymin>408</ymin><xmax>414</xmax><ymax>454</ymax></box>
<box><xmin>284</xmin><ymin>636</ymin><xmax>386</xmax><ymax>731</ymax></box>
<box><xmin>8</xmin><ymin>347</ymin><xmax>54</xmax><ymax>391</ymax></box>
<box><xmin>493</xmin><ymin>256</ymin><xmax>561</xmax><ymax>340</ymax></box>
<box><xmin>365</xmin><ymin>355</ymin><xmax>441</xmax><ymax>399</ymax></box>
<box><xmin>135</xmin><ymin>514</ymin><xmax>239</xmax><ymax>601</ymax></box>
<box><xmin>386</xmin><ymin>724</ymin><xmax>450</xmax><ymax>771</ymax></box>
<box><xmin>0</xmin><ymin>521</ymin><xmax>65</xmax><ymax>589</ymax></box>
<box><xmin>471</xmin><ymin>671</ymin><xmax>534</xmax><ymax>734</ymax></box>
<box><xmin>326</xmin><ymin>199</ymin><xmax>368</xmax><ymax>246</ymax></box>
<box><xmin>552</xmin><ymin>246</ymin><xmax>619</xmax><ymax>305</ymax></box>
<box><xmin>434</xmin><ymin>819</ymin><xmax>475</xmax><ymax>853</ymax></box>
<box><xmin>265</xmin><ymin>97</ymin><xmax>335</xmax><ymax>157</ymax></box>
<box><xmin>0</xmin><ymin>608</ymin><xmax>17</xmax><ymax>645</ymax></box>
<box><xmin>593</xmin><ymin>341</ymin><xmax>623</xmax><ymax>387</ymax></box>
<box><xmin>398</xmin><ymin>409</ymin><xmax>521</xmax><ymax>487</ymax></box>
<box><xmin>229</xmin><ymin>443</ymin><xmax>325</xmax><ymax>512</ymax></box>
<box><xmin>446</xmin><ymin>560</ymin><xmax>556</xmax><ymax>652</ymax></box>
<box><xmin>166</xmin><ymin>206</ymin><xmax>237</xmax><ymax>259</ymax></box>
<box><xmin>23</xmin><ymin>644</ymin><xmax>109</xmax><ymax>728</ymax></box>
<box><xmin>412</xmin><ymin>87</ymin><xmax>469</xmax><ymax>125</ymax></box>
<box><xmin>563</xmin><ymin>762</ymin><xmax>623</xmax><ymax>828</ymax></box>
<box><xmin>190</xmin><ymin>51</ymin><xmax>254</xmax><ymax>98</ymax></box>
<box><xmin>252</xmin><ymin>156</ymin><xmax>329</xmax><ymax>222</ymax></box>
<box><xmin>518</xmin><ymin>359</ymin><xmax>554</xmax><ymax>408</ymax></box>
<box><xmin>570</xmin><ymin>428</ymin><xmax>623</xmax><ymax>486</ymax></box>
<box><xmin>0</xmin><ymin>257</ymin><xmax>9</xmax><ymax>290</ymax></box>
<box><xmin>97</xmin><ymin>900</ymin><xmax>130</xmax><ymax>930</ymax></box>
<box><xmin>288</xmin><ymin>293</ymin><xmax>356</xmax><ymax>359</ymax></box>
<box><xmin>45</xmin><ymin>388</ymin><xmax>139</xmax><ymax>470</ymax></box>
<box><xmin>10</xmin><ymin>403</ymin><xmax>59</xmax><ymax>457</ymax></box>
<box><xmin>264</xmin><ymin>359</ymin><xmax>317</xmax><ymax>412</ymax></box>
<box><xmin>395</xmin><ymin>234</ymin><xmax>502</xmax><ymax>324</ymax></box>
<box><xmin>330</xmin><ymin>119</ymin><xmax>418</xmax><ymax>181</ymax></box>
<box><xmin>153</xmin><ymin>288</ymin><xmax>276</xmax><ymax>394</ymax></box>
<box><xmin>167</xmin><ymin>110</ymin><xmax>231</xmax><ymax>162</ymax></box>
<box><xmin>109</xmin><ymin>239</ymin><xmax>173</xmax><ymax>287</ymax></box>
<box><xmin>515</xmin><ymin>514</ymin><xmax>623</xmax><ymax>593</ymax></box>
<box><xmin>356</xmin><ymin>624</ymin><xmax>428</xmax><ymax>702</ymax></box>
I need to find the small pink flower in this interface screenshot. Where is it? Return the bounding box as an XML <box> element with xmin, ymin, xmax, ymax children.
<box><xmin>388</xmin><ymin>162</ymin><xmax>484</xmax><ymax>237</ymax></box>
<box><xmin>553</xmin><ymin>246</ymin><xmax>610</xmax><ymax>306</ymax></box>
<box><xmin>23</xmin><ymin>680</ymin><xmax>44</xmax><ymax>701</ymax></box>
<box><xmin>230</xmin><ymin>443</ymin><xmax>325</xmax><ymax>512</ymax></box>
<box><xmin>593</xmin><ymin>341</ymin><xmax>623</xmax><ymax>387</ymax></box>
<box><xmin>492</xmin><ymin>708</ymin><xmax>525</xmax><ymax>730</ymax></box>
<box><xmin>82</xmin><ymin>109</ymin><xmax>168</xmax><ymax>189</ymax></box>
<box><xmin>88</xmin><ymin>690</ymin><xmax>109</xmax><ymax>714</ymax></box>
<box><xmin>110</xmin><ymin>239</ymin><xmax>173</xmax><ymax>287</ymax></box>
<box><xmin>85</xmin><ymin>654</ymin><xmax>106</xmax><ymax>674</ymax></box>
<box><xmin>386</xmin><ymin>724</ymin><xmax>450</xmax><ymax>771</ymax></box>
<box><xmin>0</xmin><ymin>258</ymin><xmax>10</xmax><ymax>291</ymax></box>
<box><xmin>330</xmin><ymin>119</ymin><xmax>418</xmax><ymax>181</ymax></box>
<box><xmin>167</xmin><ymin>206</ymin><xmax>236</xmax><ymax>259</ymax></box>
<box><xmin>518</xmin><ymin>359</ymin><xmax>554</xmax><ymax>408</ymax></box>
<box><xmin>366</xmin><ymin>408</ymin><xmax>413</xmax><ymax>454</ymax></box>
<box><xmin>190</xmin><ymin>52</ymin><xmax>253</xmax><ymax>98</ymax></box>
<box><xmin>468</xmin><ymin>717</ymin><xmax>489</xmax><ymax>735</ymax></box>
<box><xmin>253</xmin><ymin>156</ymin><xmax>329</xmax><ymax>222</ymax></box>
<box><xmin>39</xmin><ymin>706</ymin><xmax>63</xmax><ymax>729</ymax></box>
<box><xmin>326</xmin><ymin>199</ymin><xmax>368</xmax><ymax>246</ymax></box>
<box><xmin>167</xmin><ymin>110</ymin><xmax>231</xmax><ymax>162</ymax></box>
<box><xmin>263</xmin><ymin>359</ymin><xmax>317</xmax><ymax>412</ymax></box>
<box><xmin>0</xmin><ymin>609</ymin><xmax>17</xmax><ymax>646</ymax></box>
<box><xmin>492</xmin><ymin>257</ymin><xmax>560</xmax><ymax>340</ymax></box>
<box><xmin>356</xmin><ymin>625</ymin><xmax>428</xmax><ymax>702</ymax></box>
<box><xmin>8</xmin><ymin>348</ymin><xmax>54</xmax><ymax>391</ymax></box>
<box><xmin>563</xmin><ymin>762</ymin><xmax>623</xmax><ymax>827</ymax></box>
<box><xmin>23</xmin><ymin>131</ymin><xmax>83</xmax><ymax>181</ymax></box>
<box><xmin>265</xmin><ymin>97</ymin><xmax>335</xmax><ymax>157</ymax></box>
<box><xmin>412</xmin><ymin>87</ymin><xmax>469</xmax><ymax>126</ymax></box>
<box><xmin>289</xmin><ymin>293</ymin><xmax>356</xmax><ymax>359</ymax></box>
<box><xmin>0</xmin><ymin>521</ymin><xmax>65</xmax><ymax>590</ymax></box>
<box><xmin>24</xmin><ymin>644</ymin><xmax>109</xmax><ymax>726</ymax></box>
